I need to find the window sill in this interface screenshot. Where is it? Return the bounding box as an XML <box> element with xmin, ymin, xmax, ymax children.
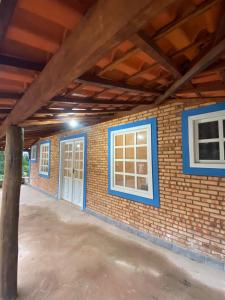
<box><xmin>108</xmin><ymin>187</ymin><xmax>159</xmax><ymax>207</ymax></box>
<box><xmin>183</xmin><ymin>165</ymin><xmax>225</xmax><ymax>177</ymax></box>
<box><xmin>39</xmin><ymin>173</ymin><xmax>50</xmax><ymax>179</ymax></box>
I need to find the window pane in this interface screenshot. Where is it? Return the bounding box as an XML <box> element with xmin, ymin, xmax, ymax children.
<box><xmin>199</xmin><ymin>142</ymin><xmax>220</xmax><ymax>160</ymax></box>
<box><xmin>136</xmin><ymin>162</ymin><xmax>147</xmax><ymax>175</ymax></box>
<box><xmin>137</xmin><ymin>131</ymin><xmax>147</xmax><ymax>144</ymax></box>
<box><xmin>198</xmin><ymin>121</ymin><xmax>219</xmax><ymax>139</ymax></box>
<box><xmin>125</xmin><ymin>147</ymin><xmax>134</xmax><ymax>159</ymax></box>
<box><xmin>81</xmin><ymin>151</ymin><xmax>84</xmax><ymax>160</ymax></box>
<box><xmin>125</xmin><ymin>175</ymin><xmax>135</xmax><ymax>188</ymax></box>
<box><xmin>223</xmin><ymin>120</ymin><xmax>225</xmax><ymax>138</ymax></box>
<box><xmin>115</xmin><ymin>161</ymin><xmax>123</xmax><ymax>172</ymax></box>
<box><xmin>125</xmin><ymin>133</ymin><xmax>134</xmax><ymax>145</ymax></box>
<box><xmin>137</xmin><ymin>177</ymin><xmax>148</xmax><ymax>191</ymax></box>
<box><xmin>125</xmin><ymin>162</ymin><xmax>134</xmax><ymax>174</ymax></box>
<box><xmin>115</xmin><ymin>148</ymin><xmax>123</xmax><ymax>159</ymax></box>
<box><xmin>136</xmin><ymin>147</ymin><xmax>147</xmax><ymax>159</ymax></box>
<box><xmin>115</xmin><ymin>135</ymin><xmax>123</xmax><ymax>146</ymax></box>
<box><xmin>115</xmin><ymin>174</ymin><xmax>124</xmax><ymax>186</ymax></box>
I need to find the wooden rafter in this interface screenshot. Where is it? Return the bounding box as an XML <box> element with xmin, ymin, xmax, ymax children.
<box><xmin>0</xmin><ymin>55</ymin><xmax>44</xmax><ymax>71</ymax></box>
<box><xmin>0</xmin><ymin>92</ymin><xmax>153</xmax><ymax>106</ymax></box>
<box><xmin>131</xmin><ymin>32</ymin><xmax>180</xmax><ymax>78</ymax></box>
<box><xmin>130</xmin><ymin>31</ymin><xmax>202</xmax><ymax>97</ymax></box>
<box><xmin>152</xmin><ymin>0</ymin><xmax>220</xmax><ymax>41</ymax></box>
<box><xmin>0</xmin><ymin>0</ymin><xmax>17</xmax><ymax>45</ymax></box>
<box><xmin>212</xmin><ymin>1</ymin><xmax>225</xmax><ymax>46</ymax></box>
<box><xmin>77</xmin><ymin>74</ymin><xmax>158</xmax><ymax>95</ymax></box>
<box><xmin>179</xmin><ymin>81</ymin><xmax>225</xmax><ymax>93</ymax></box>
<box><xmin>155</xmin><ymin>37</ymin><xmax>225</xmax><ymax>105</ymax></box>
<box><xmin>98</xmin><ymin>47</ymin><xmax>139</xmax><ymax>76</ymax></box>
<box><xmin>0</xmin><ymin>0</ymin><xmax>176</xmax><ymax>139</ymax></box>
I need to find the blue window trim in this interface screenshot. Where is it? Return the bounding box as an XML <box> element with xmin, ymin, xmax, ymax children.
<box><xmin>30</xmin><ymin>144</ymin><xmax>38</xmax><ymax>163</ymax></box>
<box><xmin>38</xmin><ymin>140</ymin><xmax>51</xmax><ymax>178</ymax></box>
<box><xmin>58</xmin><ymin>133</ymin><xmax>87</xmax><ymax>210</ymax></box>
<box><xmin>182</xmin><ymin>102</ymin><xmax>225</xmax><ymax>177</ymax></box>
<box><xmin>108</xmin><ymin>118</ymin><xmax>160</xmax><ymax>207</ymax></box>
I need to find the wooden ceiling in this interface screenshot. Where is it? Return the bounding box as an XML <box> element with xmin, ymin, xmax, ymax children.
<box><xmin>0</xmin><ymin>0</ymin><xmax>225</xmax><ymax>149</ymax></box>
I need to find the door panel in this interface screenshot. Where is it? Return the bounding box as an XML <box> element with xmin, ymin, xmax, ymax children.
<box><xmin>62</xmin><ymin>142</ymin><xmax>73</xmax><ymax>202</ymax></box>
<box><xmin>61</xmin><ymin>138</ymin><xmax>85</xmax><ymax>208</ymax></box>
<box><xmin>72</xmin><ymin>139</ymin><xmax>84</xmax><ymax>207</ymax></box>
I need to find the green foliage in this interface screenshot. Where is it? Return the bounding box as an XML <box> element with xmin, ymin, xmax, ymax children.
<box><xmin>22</xmin><ymin>152</ymin><xmax>29</xmax><ymax>176</ymax></box>
<box><xmin>0</xmin><ymin>151</ymin><xmax>4</xmax><ymax>176</ymax></box>
<box><xmin>0</xmin><ymin>151</ymin><xmax>30</xmax><ymax>178</ymax></box>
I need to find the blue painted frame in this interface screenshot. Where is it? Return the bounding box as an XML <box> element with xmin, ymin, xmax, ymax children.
<box><xmin>58</xmin><ymin>133</ymin><xmax>87</xmax><ymax>210</ymax></box>
<box><xmin>182</xmin><ymin>102</ymin><xmax>225</xmax><ymax>177</ymax></box>
<box><xmin>38</xmin><ymin>140</ymin><xmax>51</xmax><ymax>178</ymax></box>
<box><xmin>108</xmin><ymin>118</ymin><xmax>160</xmax><ymax>207</ymax></box>
<box><xmin>30</xmin><ymin>144</ymin><xmax>38</xmax><ymax>163</ymax></box>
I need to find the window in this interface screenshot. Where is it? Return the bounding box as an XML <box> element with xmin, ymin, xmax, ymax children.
<box><xmin>182</xmin><ymin>103</ymin><xmax>225</xmax><ymax>176</ymax></box>
<box><xmin>39</xmin><ymin>141</ymin><xmax>51</xmax><ymax>178</ymax></box>
<box><xmin>31</xmin><ymin>145</ymin><xmax>37</xmax><ymax>162</ymax></box>
<box><xmin>108</xmin><ymin>118</ymin><xmax>159</xmax><ymax>207</ymax></box>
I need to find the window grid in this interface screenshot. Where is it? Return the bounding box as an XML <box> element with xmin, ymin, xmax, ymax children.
<box><xmin>39</xmin><ymin>143</ymin><xmax>50</xmax><ymax>175</ymax></box>
<box><xmin>63</xmin><ymin>143</ymin><xmax>73</xmax><ymax>177</ymax></box>
<box><xmin>31</xmin><ymin>145</ymin><xmax>37</xmax><ymax>161</ymax></box>
<box><xmin>113</xmin><ymin>128</ymin><xmax>149</xmax><ymax>193</ymax></box>
<box><xmin>194</xmin><ymin>115</ymin><xmax>225</xmax><ymax>163</ymax></box>
<box><xmin>74</xmin><ymin>141</ymin><xmax>84</xmax><ymax>180</ymax></box>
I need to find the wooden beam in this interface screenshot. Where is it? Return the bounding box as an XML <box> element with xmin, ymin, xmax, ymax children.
<box><xmin>0</xmin><ymin>92</ymin><xmax>21</xmax><ymax>99</ymax></box>
<box><xmin>0</xmin><ymin>125</ymin><xmax>23</xmax><ymax>300</ymax></box>
<box><xmin>155</xmin><ymin>37</ymin><xmax>225</xmax><ymax>105</ymax></box>
<box><xmin>130</xmin><ymin>32</ymin><xmax>180</xmax><ymax>78</ymax></box>
<box><xmin>37</xmin><ymin>108</ymin><xmax>130</xmax><ymax>114</ymax></box>
<box><xmin>179</xmin><ymin>81</ymin><xmax>225</xmax><ymax>93</ymax></box>
<box><xmin>51</xmin><ymin>97</ymin><xmax>152</xmax><ymax>106</ymax></box>
<box><xmin>0</xmin><ymin>0</ymin><xmax>176</xmax><ymax>138</ymax></box>
<box><xmin>0</xmin><ymin>0</ymin><xmax>17</xmax><ymax>44</ymax></box>
<box><xmin>0</xmin><ymin>55</ymin><xmax>45</xmax><ymax>71</ymax></box>
<box><xmin>152</xmin><ymin>0</ymin><xmax>220</xmax><ymax>41</ymax></box>
<box><xmin>77</xmin><ymin>74</ymin><xmax>159</xmax><ymax>95</ymax></box>
<box><xmin>0</xmin><ymin>92</ymin><xmax>152</xmax><ymax>106</ymax></box>
<box><xmin>127</xmin><ymin>63</ymin><xmax>158</xmax><ymax>81</ymax></box>
<box><xmin>98</xmin><ymin>47</ymin><xmax>139</xmax><ymax>76</ymax></box>
<box><xmin>28</xmin><ymin>114</ymin><xmax>114</xmax><ymax>121</ymax></box>
<box><xmin>212</xmin><ymin>0</ymin><xmax>225</xmax><ymax>46</ymax></box>
<box><xmin>131</xmin><ymin>31</ymin><xmax>201</xmax><ymax>97</ymax></box>
<box><xmin>173</xmin><ymin>96</ymin><xmax>225</xmax><ymax>102</ymax></box>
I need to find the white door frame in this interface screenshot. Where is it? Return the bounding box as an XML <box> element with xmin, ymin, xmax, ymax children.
<box><xmin>58</xmin><ymin>133</ymin><xmax>87</xmax><ymax>210</ymax></box>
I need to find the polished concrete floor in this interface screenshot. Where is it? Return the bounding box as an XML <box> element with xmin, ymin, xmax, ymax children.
<box><xmin>0</xmin><ymin>185</ymin><xmax>225</xmax><ymax>300</ymax></box>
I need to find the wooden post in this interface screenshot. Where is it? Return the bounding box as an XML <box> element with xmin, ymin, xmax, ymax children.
<box><xmin>0</xmin><ymin>125</ymin><xmax>23</xmax><ymax>300</ymax></box>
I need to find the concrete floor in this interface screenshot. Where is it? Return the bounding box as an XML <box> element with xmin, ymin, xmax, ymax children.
<box><xmin>0</xmin><ymin>186</ymin><xmax>225</xmax><ymax>300</ymax></box>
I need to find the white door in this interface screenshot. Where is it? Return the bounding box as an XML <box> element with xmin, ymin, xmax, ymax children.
<box><xmin>61</xmin><ymin>138</ymin><xmax>84</xmax><ymax>208</ymax></box>
<box><xmin>62</xmin><ymin>141</ymin><xmax>73</xmax><ymax>202</ymax></box>
<box><xmin>72</xmin><ymin>139</ymin><xmax>84</xmax><ymax>207</ymax></box>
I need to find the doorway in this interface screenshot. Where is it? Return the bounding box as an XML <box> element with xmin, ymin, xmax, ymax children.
<box><xmin>59</xmin><ymin>134</ymin><xmax>87</xmax><ymax>209</ymax></box>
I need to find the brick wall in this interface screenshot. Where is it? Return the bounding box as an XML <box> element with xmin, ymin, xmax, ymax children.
<box><xmin>30</xmin><ymin>99</ymin><xmax>225</xmax><ymax>261</ymax></box>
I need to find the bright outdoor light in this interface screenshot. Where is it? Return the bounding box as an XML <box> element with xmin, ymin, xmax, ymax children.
<box><xmin>68</xmin><ymin>119</ymin><xmax>79</xmax><ymax>128</ymax></box>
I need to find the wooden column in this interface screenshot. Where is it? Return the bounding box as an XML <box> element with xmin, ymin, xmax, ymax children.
<box><xmin>0</xmin><ymin>125</ymin><xmax>23</xmax><ymax>300</ymax></box>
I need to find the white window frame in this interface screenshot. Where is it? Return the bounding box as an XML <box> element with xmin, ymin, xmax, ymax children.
<box><xmin>188</xmin><ymin>109</ymin><xmax>225</xmax><ymax>169</ymax></box>
<box><xmin>39</xmin><ymin>142</ymin><xmax>50</xmax><ymax>176</ymax></box>
<box><xmin>31</xmin><ymin>145</ymin><xmax>37</xmax><ymax>162</ymax></box>
<box><xmin>110</xmin><ymin>124</ymin><xmax>153</xmax><ymax>199</ymax></box>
